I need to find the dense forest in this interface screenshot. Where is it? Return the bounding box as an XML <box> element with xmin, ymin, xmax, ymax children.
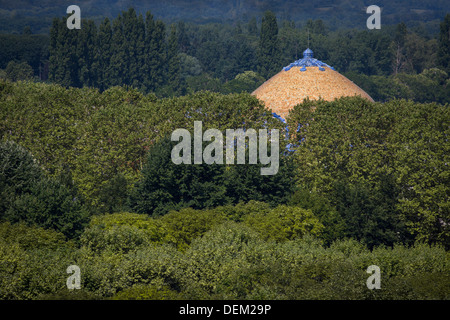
<box><xmin>0</xmin><ymin>2</ymin><xmax>449</xmax><ymax>301</ymax></box>
<box><xmin>1</xmin><ymin>9</ymin><xmax>450</xmax><ymax>104</ymax></box>
<box><xmin>0</xmin><ymin>80</ymin><xmax>448</xmax><ymax>299</ymax></box>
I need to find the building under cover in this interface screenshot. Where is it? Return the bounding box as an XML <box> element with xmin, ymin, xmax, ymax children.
<box><xmin>252</xmin><ymin>48</ymin><xmax>374</xmax><ymax>119</ymax></box>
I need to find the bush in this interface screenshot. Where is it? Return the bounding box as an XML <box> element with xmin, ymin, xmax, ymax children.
<box><xmin>243</xmin><ymin>205</ymin><xmax>324</xmax><ymax>242</ymax></box>
<box><xmin>0</xmin><ymin>241</ymin><xmax>76</xmax><ymax>299</ymax></box>
<box><xmin>111</xmin><ymin>283</ymin><xmax>182</xmax><ymax>300</ymax></box>
<box><xmin>80</xmin><ymin>212</ymin><xmax>163</xmax><ymax>253</ymax></box>
<box><xmin>76</xmin><ymin>244</ymin><xmax>181</xmax><ymax>298</ymax></box>
<box><xmin>176</xmin><ymin>221</ymin><xmax>268</xmax><ymax>299</ymax></box>
<box><xmin>0</xmin><ymin>221</ymin><xmax>70</xmax><ymax>250</ymax></box>
<box><xmin>158</xmin><ymin>207</ymin><xmax>226</xmax><ymax>251</ymax></box>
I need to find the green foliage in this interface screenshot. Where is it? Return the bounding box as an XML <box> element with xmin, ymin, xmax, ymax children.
<box><xmin>0</xmin><ymin>33</ymin><xmax>49</xmax><ymax>77</ymax></box>
<box><xmin>215</xmin><ymin>200</ymin><xmax>272</xmax><ymax>222</ymax></box>
<box><xmin>0</xmin><ymin>77</ymin><xmax>449</xmax><ymax>300</ymax></box>
<box><xmin>287</xmin><ymin>96</ymin><xmax>449</xmax><ymax>248</ymax></box>
<box><xmin>111</xmin><ymin>284</ymin><xmax>182</xmax><ymax>300</ymax></box>
<box><xmin>129</xmin><ymin>136</ymin><xmax>228</xmax><ymax>216</ymax></box>
<box><xmin>158</xmin><ymin>208</ymin><xmax>226</xmax><ymax>251</ymax></box>
<box><xmin>258</xmin><ymin>11</ymin><xmax>280</xmax><ymax>79</ymax></box>
<box><xmin>0</xmin><ymin>238</ymin><xmax>76</xmax><ymax>299</ymax></box>
<box><xmin>70</xmin><ymin>86</ymin><xmax>157</xmax><ymax>206</ymax></box>
<box><xmin>128</xmin><ymin>90</ymin><xmax>292</xmax><ymax>216</ymax></box>
<box><xmin>0</xmin><ymin>213</ymin><xmax>449</xmax><ymax>300</ymax></box>
<box><xmin>2</xmin><ymin>61</ymin><xmax>34</xmax><ymax>81</ymax></box>
<box><xmin>76</xmin><ymin>244</ymin><xmax>181</xmax><ymax>298</ymax></box>
<box><xmin>176</xmin><ymin>221</ymin><xmax>268</xmax><ymax>298</ymax></box>
<box><xmin>438</xmin><ymin>14</ymin><xmax>450</xmax><ymax>74</ymax></box>
<box><xmin>0</xmin><ymin>80</ymin><xmax>98</xmax><ymax>177</ymax></box>
<box><xmin>130</xmin><ymin>133</ymin><xmax>295</xmax><ymax>217</ymax></box>
<box><xmin>5</xmin><ymin>175</ymin><xmax>90</xmax><ymax>239</ymax></box>
<box><xmin>242</xmin><ymin>205</ymin><xmax>323</xmax><ymax>242</ymax></box>
<box><xmin>333</xmin><ymin>178</ymin><xmax>409</xmax><ymax>249</ymax></box>
<box><xmin>221</xmin><ymin>71</ymin><xmax>265</xmax><ymax>94</ymax></box>
<box><xmin>80</xmin><ymin>212</ymin><xmax>163</xmax><ymax>253</ymax></box>
<box><xmin>0</xmin><ymin>140</ymin><xmax>43</xmax><ymax>214</ymax></box>
<box><xmin>0</xmin><ymin>221</ymin><xmax>70</xmax><ymax>250</ymax></box>
<box><xmin>289</xmin><ymin>188</ymin><xmax>346</xmax><ymax>244</ymax></box>
<box><xmin>165</xmin><ymin>24</ymin><xmax>185</xmax><ymax>96</ymax></box>
<box><xmin>0</xmin><ymin>140</ymin><xmax>90</xmax><ymax>239</ymax></box>
<box><xmin>98</xmin><ymin>173</ymin><xmax>129</xmax><ymax>214</ymax></box>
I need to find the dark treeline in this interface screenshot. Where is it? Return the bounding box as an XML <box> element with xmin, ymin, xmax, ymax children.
<box><xmin>1</xmin><ymin>0</ymin><xmax>449</xmax><ymax>34</ymax></box>
<box><xmin>1</xmin><ymin>9</ymin><xmax>449</xmax><ymax>103</ymax></box>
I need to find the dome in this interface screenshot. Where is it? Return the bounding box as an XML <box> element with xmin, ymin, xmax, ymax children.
<box><xmin>252</xmin><ymin>49</ymin><xmax>374</xmax><ymax>119</ymax></box>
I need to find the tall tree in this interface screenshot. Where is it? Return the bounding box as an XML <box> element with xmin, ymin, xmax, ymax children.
<box><xmin>437</xmin><ymin>14</ymin><xmax>450</xmax><ymax>73</ymax></box>
<box><xmin>76</xmin><ymin>19</ymin><xmax>98</xmax><ymax>87</ymax></box>
<box><xmin>178</xmin><ymin>21</ymin><xmax>190</xmax><ymax>53</ymax></box>
<box><xmin>166</xmin><ymin>24</ymin><xmax>185</xmax><ymax>95</ymax></box>
<box><xmin>109</xmin><ymin>13</ymin><xmax>127</xmax><ymax>87</ymax></box>
<box><xmin>258</xmin><ymin>11</ymin><xmax>280</xmax><ymax>79</ymax></box>
<box><xmin>97</xmin><ymin>18</ymin><xmax>113</xmax><ymax>90</ymax></box>
<box><xmin>144</xmin><ymin>12</ymin><xmax>166</xmax><ymax>92</ymax></box>
<box><xmin>247</xmin><ymin>17</ymin><xmax>258</xmax><ymax>35</ymax></box>
<box><xmin>49</xmin><ymin>17</ymin><xmax>79</xmax><ymax>87</ymax></box>
<box><xmin>122</xmin><ymin>8</ymin><xmax>143</xmax><ymax>87</ymax></box>
<box><xmin>392</xmin><ymin>22</ymin><xmax>408</xmax><ymax>75</ymax></box>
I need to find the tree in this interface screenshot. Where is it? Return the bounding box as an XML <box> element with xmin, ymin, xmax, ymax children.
<box><xmin>221</xmin><ymin>71</ymin><xmax>264</xmax><ymax>94</ymax></box>
<box><xmin>121</xmin><ymin>8</ymin><xmax>145</xmax><ymax>88</ymax></box>
<box><xmin>4</xmin><ymin>61</ymin><xmax>34</xmax><ymax>81</ymax></box>
<box><xmin>76</xmin><ymin>19</ymin><xmax>98</xmax><ymax>87</ymax></box>
<box><xmin>392</xmin><ymin>22</ymin><xmax>408</xmax><ymax>75</ymax></box>
<box><xmin>166</xmin><ymin>24</ymin><xmax>185</xmax><ymax>96</ymax></box>
<box><xmin>287</xmin><ymin>96</ymin><xmax>449</xmax><ymax>247</ymax></box>
<box><xmin>242</xmin><ymin>205</ymin><xmax>323</xmax><ymax>242</ymax></box>
<box><xmin>177</xmin><ymin>21</ymin><xmax>190</xmax><ymax>53</ymax></box>
<box><xmin>437</xmin><ymin>14</ymin><xmax>450</xmax><ymax>73</ymax></box>
<box><xmin>5</xmin><ymin>176</ymin><xmax>90</xmax><ymax>239</ymax></box>
<box><xmin>97</xmin><ymin>18</ymin><xmax>113</xmax><ymax>90</ymax></box>
<box><xmin>0</xmin><ymin>141</ymin><xmax>90</xmax><ymax>239</ymax></box>
<box><xmin>128</xmin><ymin>136</ymin><xmax>228</xmax><ymax>217</ymax></box>
<box><xmin>247</xmin><ymin>17</ymin><xmax>258</xmax><ymax>35</ymax></box>
<box><xmin>0</xmin><ymin>141</ymin><xmax>43</xmax><ymax>215</ymax></box>
<box><xmin>258</xmin><ymin>11</ymin><xmax>280</xmax><ymax>79</ymax></box>
<box><xmin>143</xmin><ymin>12</ymin><xmax>166</xmax><ymax>92</ymax></box>
<box><xmin>98</xmin><ymin>173</ymin><xmax>129</xmax><ymax>214</ymax></box>
<box><xmin>109</xmin><ymin>13</ymin><xmax>127</xmax><ymax>87</ymax></box>
<box><xmin>333</xmin><ymin>178</ymin><xmax>407</xmax><ymax>249</ymax></box>
<box><xmin>305</xmin><ymin>19</ymin><xmax>327</xmax><ymax>36</ymax></box>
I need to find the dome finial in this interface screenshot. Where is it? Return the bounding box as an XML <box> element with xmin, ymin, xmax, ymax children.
<box><xmin>303</xmin><ymin>48</ymin><xmax>313</xmax><ymax>58</ymax></box>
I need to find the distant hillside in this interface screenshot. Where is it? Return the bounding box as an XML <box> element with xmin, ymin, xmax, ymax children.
<box><xmin>0</xmin><ymin>0</ymin><xmax>449</xmax><ymax>33</ymax></box>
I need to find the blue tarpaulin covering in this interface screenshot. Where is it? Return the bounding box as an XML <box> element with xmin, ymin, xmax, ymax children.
<box><xmin>282</xmin><ymin>48</ymin><xmax>334</xmax><ymax>72</ymax></box>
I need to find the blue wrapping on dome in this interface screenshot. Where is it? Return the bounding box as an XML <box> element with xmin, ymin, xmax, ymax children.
<box><xmin>272</xmin><ymin>112</ymin><xmax>286</xmax><ymax>124</ymax></box>
<box><xmin>283</xmin><ymin>48</ymin><xmax>334</xmax><ymax>72</ymax></box>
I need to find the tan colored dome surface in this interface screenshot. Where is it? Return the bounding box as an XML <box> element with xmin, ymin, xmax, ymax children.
<box><xmin>252</xmin><ymin>66</ymin><xmax>374</xmax><ymax>119</ymax></box>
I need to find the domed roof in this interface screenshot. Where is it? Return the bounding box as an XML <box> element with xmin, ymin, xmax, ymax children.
<box><xmin>252</xmin><ymin>49</ymin><xmax>374</xmax><ymax>119</ymax></box>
